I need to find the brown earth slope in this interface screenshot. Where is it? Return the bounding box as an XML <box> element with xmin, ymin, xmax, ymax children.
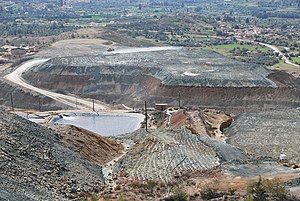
<box><xmin>54</xmin><ymin>125</ymin><xmax>122</xmax><ymax>165</ymax></box>
<box><xmin>24</xmin><ymin>69</ymin><xmax>300</xmax><ymax>110</ymax></box>
<box><xmin>149</xmin><ymin>108</ymin><xmax>233</xmax><ymax>140</ymax></box>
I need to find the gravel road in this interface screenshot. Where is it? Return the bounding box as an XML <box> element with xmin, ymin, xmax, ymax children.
<box><xmin>4</xmin><ymin>59</ymin><xmax>108</xmax><ymax>111</ymax></box>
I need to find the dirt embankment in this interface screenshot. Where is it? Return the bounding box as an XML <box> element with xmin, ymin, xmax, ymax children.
<box><xmin>0</xmin><ymin>79</ymin><xmax>68</xmax><ymax>111</ymax></box>
<box><xmin>54</xmin><ymin>125</ymin><xmax>123</xmax><ymax>165</ymax></box>
<box><xmin>149</xmin><ymin>108</ymin><xmax>232</xmax><ymax>140</ymax></box>
<box><xmin>142</xmin><ymin>73</ymin><xmax>299</xmax><ymax>108</ymax></box>
<box><xmin>23</xmin><ymin>69</ymin><xmax>300</xmax><ymax>110</ymax></box>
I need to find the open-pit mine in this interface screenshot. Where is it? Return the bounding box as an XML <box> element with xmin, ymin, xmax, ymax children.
<box><xmin>1</xmin><ymin>39</ymin><xmax>299</xmax><ymax>200</ymax></box>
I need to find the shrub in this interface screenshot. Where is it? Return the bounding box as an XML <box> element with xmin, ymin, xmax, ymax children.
<box><xmin>170</xmin><ymin>187</ymin><xmax>188</xmax><ymax>201</ymax></box>
<box><xmin>246</xmin><ymin>176</ymin><xmax>289</xmax><ymax>201</ymax></box>
<box><xmin>201</xmin><ymin>188</ymin><xmax>223</xmax><ymax>200</ymax></box>
<box><xmin>118</xmin><ymin>195</ymin><xmax>128</xmax><ymax>201</ymax></box>
<box><xmin>171</xmin><ymin>187</ymin><xmax>188</xmax><ymax>201</ymax></box>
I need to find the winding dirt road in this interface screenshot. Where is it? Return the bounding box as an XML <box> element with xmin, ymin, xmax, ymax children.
<box><xmin>237</xmin><ymin>38</ymin><xmax>299</xmax><ymax>68</ymax></box>
<box><xmin>258</xmin><ymin>42</ymin><xmax>300</xmax><ymax>68</ymax></box>
<box><xmin>4</xmin><ymin>59</ymin><xmax>108</xmax><ymax>111</ymax></box>
<box><xmin>4</xmin><ymin>46</ymin><xmax>181</xmax><ymax>111</ymax></box>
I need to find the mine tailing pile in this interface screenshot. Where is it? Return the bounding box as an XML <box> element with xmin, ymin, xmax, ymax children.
<box><xmin>225</xmin><ymin>109</ymin><xmax>300</xmax><ymax>163</ymax></box>
<box><xmin>116</xmin><ymin>128</ymin><xmax>247</xmax><ymax>182</ymax></box>
<box><xmin>0</xmin><ymin>108</ymin><xmax>104</xmax><ymax>200</ymax></box>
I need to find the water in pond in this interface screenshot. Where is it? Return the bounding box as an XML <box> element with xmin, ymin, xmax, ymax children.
<box><xmin>55</xmin><ymin>113</ymin><xmax>144</xmax><ymax>136</ymax></box>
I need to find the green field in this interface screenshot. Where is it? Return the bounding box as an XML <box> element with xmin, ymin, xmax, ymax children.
<box><xmin>273</xmin><ymin>60</ymin><xmax>294</xmax><ymax>69</ymax></box>
<box><xmin>291</xmin><ymin>57</ymin><xmax>300</xmax><ymax>64</ymax></box>
<box><xmin>206</xmin><ymin>42</ymin><xmax>270</xmax><ymax>56</ymax></box>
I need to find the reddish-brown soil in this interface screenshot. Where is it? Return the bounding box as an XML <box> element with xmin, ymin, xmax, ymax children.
<box><xmin>24</xmin><ymin>70</ymin><xmax>299</xmax><ymax>110</ymax></box>
<box><xmin>150</xmin><ymin>108</ymin><xmax>233</xmax><ymax>140</ymax></box>
<box><xmin>54</xmin><ymin>125</ymin><xmax>123</xmax><ymax>165</ymax></box>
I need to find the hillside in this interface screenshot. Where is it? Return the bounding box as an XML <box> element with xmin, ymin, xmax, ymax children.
<box><xmin>23</xmin><ymin>47</ymin><xmax>300</xmax><ymax>109</ymax></box>
<box><xmin>54</xmin><ymin>125</ymin><xmax>123</xmax><ymax>165</ymax></box>
<box><xmin>0</xmin><ymin>108</ymin><xmax>104</xmax><ymax>200</ymax></box>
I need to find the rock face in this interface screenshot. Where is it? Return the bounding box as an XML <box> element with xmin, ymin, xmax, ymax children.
<box><xmin>0</xmin><ymin>109</ymin><xmax>104</xmax><ymax>200</ymax></box>
<box><xmin>200</xmin><ymin>109</ymin><xmax>233</xmax><ymax>140</ymax></box>
<box><xmin>149</xmin><ymin>108</ymin><xmax>233</xmax><ymax>140</ymax></box>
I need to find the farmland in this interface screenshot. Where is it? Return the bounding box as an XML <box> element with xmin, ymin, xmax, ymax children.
<box><xmin>207</xmin><ymin>42</ymin><xmax>270</xmax><ymax>55</ymax></box>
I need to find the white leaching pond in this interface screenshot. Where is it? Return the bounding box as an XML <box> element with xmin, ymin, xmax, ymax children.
<box><xmin>54</xmin><ymin>113</ymin><xmax>144</xmax><ymax>136</ymax></box>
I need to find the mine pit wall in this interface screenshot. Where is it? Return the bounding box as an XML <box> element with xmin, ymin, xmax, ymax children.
<box><xmin>22</xmin><ymin>71</ymin><xmax>300</xmax><ymax>111</ymax></box>
<box><xmin>0</xmin><ymin>80</ymin><xmax>68</xmax><ymax>111</ymax></box>
<box><xmin>149</xmin><ymin>83</ymin><xmax>300</xmax><ymax>109</ymax></box>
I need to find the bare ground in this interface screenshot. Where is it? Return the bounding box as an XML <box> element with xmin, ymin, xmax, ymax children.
<box><xmin>54</xmin><ymin>125</ymin><xmax>123</xmax><ymax>165</ymax></box>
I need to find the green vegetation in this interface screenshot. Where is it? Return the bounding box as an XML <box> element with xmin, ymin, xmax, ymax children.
<box><xmin>290</xmin><ymin>57</ymin><xmax>300</xmax><ymax>64</ymax></box>
<box><xmin>118</xmin><ymin>195</ymin><xmax>128</xmax><ymax>201</ymax></box>
<box><xmin>206</xmin><ymin>42</ymin><xmax>279</xmax><ymax>66</ymax></box>
<box><xmin>207</xmin><ymin>42</ymin><xmax>269</xmax><ymax>56</ymax></box>
<box><xmin>246</xmin><ymin>176</ymin><xmax>289</xmax><ymax>201</ymax></box>
<box><xmin>0</xmin><ymin>0</ymin><xmax>298</xmax><ymax>70</ymax></box>
<box><xmin>198</xmin><ymin>177</ymin><xmax>293</xmax><ymax>201</ymax></box>
<box><xmin>273</xmin><ymin>61</ymin><xmax>295</xmax><ymax>69</ymax></box>
<box><xmin>0</xmin><ymin>22</ymin><xmax>76</xmax><ymax>37</ymax></box>
<box><xmin>167</xmin><ymin>187</ymin><xmax>188</xmax><ymax>201</ymax></box>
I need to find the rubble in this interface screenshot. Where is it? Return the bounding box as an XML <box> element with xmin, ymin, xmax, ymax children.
<box><xmin>225</xmin><ymin>109</ymin><xmax>300</xmax><ymax>163</ymax></box>
<box><xmin>0</xmin><ymin>108</ymin><xmax>104</xmax><ymax>200</ymax></box>
<box><xmin>114</xmin><ymin>128</ymin><xmax>247</xmax><ymax>183</ymax></box>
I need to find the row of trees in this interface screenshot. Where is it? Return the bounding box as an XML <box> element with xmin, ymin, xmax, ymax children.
<box><xmin>0</xmin><ymin>22</ymin><xmax>76</xmax><ymax>37</ymax></box>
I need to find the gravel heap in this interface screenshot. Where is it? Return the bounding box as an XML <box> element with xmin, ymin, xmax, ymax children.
<box><xmin>115</xmin><ymin>128</ymin><xmax>247</xmax><ymax>182</ymax></box>
<box><xmin>33</xmin><ymin>47</ymin><xmax>276</xmax><ymax>88</ymax></box>
<box><xmin>225</xmin><ymin>109</ymin><xmax>300</xmax><ymax>163</ymax></box>
<box><xmin>0</xmin><ymin>109</ymin><xmax>104</xmax><ymax>201</ymax></box>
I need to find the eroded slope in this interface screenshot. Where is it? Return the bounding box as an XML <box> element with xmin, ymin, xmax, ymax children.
<box><xmin>23</xmin><ymin>47</ymin><xmax>300</xmax><ymax>108</ymax></box>
<box><xmin>0</xmin><ymin>109</ymin><xmax>104</xmax><ymax>200</ymax></box>
<box><xmin>225</xmin><ymin>109</ymin><xmax>300</xmax><ymax>163</ymax></box>
<box><xmin>115</xmin><ymin>128</ymin><xmax>247</xmax><ymax>182</ymax></box>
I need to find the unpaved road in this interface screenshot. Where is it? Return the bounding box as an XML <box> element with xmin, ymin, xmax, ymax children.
<box><xmin>258</xmin><ymin>42</ymin><xmax>300</xmax><ymax>68</ymax></box>
<box><xmin>237</xmin><ymin>38</ymin><xmax>299</xmax><ymax>68</ymax></box>
<box><xmin>105</xmin><ymin>46</ymin><xmax>181</xmax><ymax>55</ymax></box>
<box><xmin>4</xmin><ymin>46</ymin><xmax>181</xmax><ymax>111</ymax></box>
<box><xmin>4</xmin><ymin>59</ymin><xmax>108</xmax><ymax>111</ymax></box>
